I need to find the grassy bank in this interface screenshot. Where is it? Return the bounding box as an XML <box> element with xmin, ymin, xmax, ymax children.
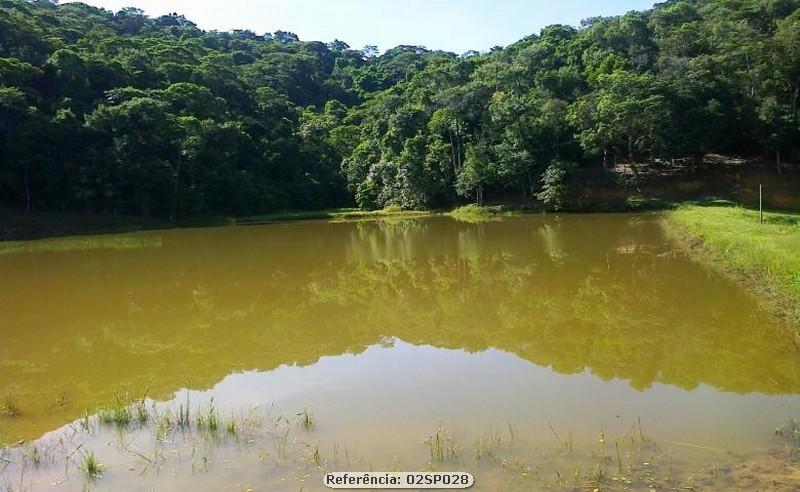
<box><xmin>665</xmin><ymin>203</ymin><xmax>800</xmax><ymax>326</ymax></box>
<box><xmin>445</xmin><ymin>205</ymin><xmax>537</xmax><ymax>222</ymax></box>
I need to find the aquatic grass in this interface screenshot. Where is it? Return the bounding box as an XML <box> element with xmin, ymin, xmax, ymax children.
<box><xmin>135</xmin><ymin>401</ymin><xmax>148</xmax><ymax>424</ymax></box>
<box><xmin>273</xmin><ymin>426</ymin><xmax>292</xmax><ymax>464</ymax></box>
<box><xmin>133</xmin><ymin>392</ymin><xmax>149</xmax><ymax>424</ymax></box>
<box><xmin>298</xmin><ymin>407</ymin><xmax>314</xmax><ymax>431</ymax></box>
<box><xmin>125</xmin><ymin>445</ymin><xmax>166</xmax><ymax>477</ymax></box>
<box><xmin>96</xmin><ymin>391</ymin><xmax>151</xmax><ymax>428</ymax></box>
<box><xmin>426</xmin><ymin>427</ymin><xmax>458</xmax><ymax>463</ymax></box>
<box><xmin>588</xmin><ymin>464</ymin><xmax>608</xmax><ymax>487</ymax></box>
<box><xmin>474</xmin><ymin>426</ymin><xmax>504</xmax><ymax>461</ymax></box>
<box><xmin>153</xmin><ymin>408</ymin><xmax>175</xmax><ymax>442</ymax></box>
<box><xmin>777</xmin><ymin>419</ymin><xmax>800</xmax><ymax>459</ymax></box>
<box><xmin>547</xmin><ymin>421</ymin><xmax>571</xmax><ymax>452</ymax></box>
<box><xmin>54</xmin><ymin>392</ymin><xmax>68</xmax><ymax>409</ymax></box>
<box><xmin>80</xmin><ymin>410</ymin><xmax>91</xmax><ymax>431</ymax></box>
<box><xmin>195</xmin><ymin>399</ymin><xmax>219</xmax><ymax>434</ymax></box>
<box><xmin>80</xmin><ymin>452</ymin><xmax>104</xmax><ymax>480</ymax></box>
<box><xmin>232</xmin><ymin>404</ymin><xmax>264</xmax><ymax>440</ymax></box>
<box><xmin>22</xmin><ymin>445</ymin><xmax>41</xmax><ymax>467</ymax></box>
<box><xmin>636</xmin><ymin>417</ymin><xmax>648</xmax><ymax>444</ymax></box>
<box><xmin>3</xmin><ymin>411</ymin><xmax>798</xmax><ymax>491</ymax></box>
<box><xmin>225</xmin><ymin>418</ymin><xmax>238</xmax><ymax>437</ymax></box>
<box><xmin>0</xmin><ymin>397</ymin><xmax>19</xmax><ymax>417</ymax></box>
<box><xmin>97</xmin><ymin>400</ymin><xmax>132</xmax><ymax>427</ymax></box>
<box><xmin>310</xmin><ymin>444</ymin><xmax>321</xmax><ymax>467</ymax></box>
<box><xmin>507</xmin><ymin>423</ymin><xmax>518</xmax><ymax>446</ymax></box>
<box><xmin>190</xmin><ymin>445</ymin><xmax>209</xmax><ymax>473</ymax></box>
<box><xmin>177</xmin><ymin>389</ymin><xmax>191</xmax><ymax>429</ymax></box>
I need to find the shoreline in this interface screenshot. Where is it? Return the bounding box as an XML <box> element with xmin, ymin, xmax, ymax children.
<box><xmin>0</xmin><ymin>200</ymin><xmax>671</xmax><ymax>243</ymax></box>
<box><xmin>0</xmin><ymin>208</ymin><xmax>437</xmax><ymax>244</ymax></box>
<box><xmin>663</xmin><ymin>204</ymin><xmax>800</xmax><ymax>332</ymax></box>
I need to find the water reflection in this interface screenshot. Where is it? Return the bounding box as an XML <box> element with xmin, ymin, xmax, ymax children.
<box><xmin>0</xmin><ymin>214</ymin><xmax>798</xmax><ymax>444</ymax></box>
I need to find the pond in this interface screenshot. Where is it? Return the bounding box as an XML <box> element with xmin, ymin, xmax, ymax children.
<box><xmin>1</xmin><ymin>214</ymin><xmax>798</xmax><ymax>491</ymax></box>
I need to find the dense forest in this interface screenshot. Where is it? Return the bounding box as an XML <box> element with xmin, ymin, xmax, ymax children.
<box><xmin>0</xmin><ymin>0</ymin><xmax>798</xmax><ymax>218</ymax></box>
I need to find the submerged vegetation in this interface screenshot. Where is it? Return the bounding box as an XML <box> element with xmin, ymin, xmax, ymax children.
<box><xmin>298</xmin><ymin>407</ymin><xmax>315</xmax><ymax>431</ymax></box>
<box><xmin>778</xmin><ymin>419</ymin><xmax>800</xmax><ymax>460</ymax></box>
<box><xmin>426</xmin><ymin>426</ymin><xmax>459</xmax><ymax>463</ymax></box>
<box><xmin>0</xmin><ymin>0</ymin><xmax>799</xmax><ymax>221</ymax></box>
<box><xmin>666</xmin><ymin>203</ymin><xmax>800</xmax><ymax>325</ymax></box>
<box><xmin>0</xmin><ymin>396</ymin><xmax>20</xmax><ymax>417</ymax></box>
<box><xmin>3</xmin><ymin>393</ymin><xmax>800</xmax><ymax>491</ymax></box>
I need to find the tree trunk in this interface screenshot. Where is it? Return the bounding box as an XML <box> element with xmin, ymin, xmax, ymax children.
<box><xmin>475</xmin><ymin>185</ymin><xmax>484</xmax><ymax>206</ymax></box>
<box><xmin>627</xmin><ymin>136</ymin><xmax>641</xmax><ymax>183</ymax></box>
<box><xmin>777</xmin><ymin>148</ymin><xmax>782</xmax><ymax>175</ymax></box>
<box><xmin>170</xmin><ymin>155</ymin><xmax>183</xmax><ymax>223</ymax></box>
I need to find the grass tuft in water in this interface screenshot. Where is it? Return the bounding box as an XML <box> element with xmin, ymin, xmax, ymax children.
<box><xmin>96</xmin><ymin>391</ymin><xmax>151</xmax><ymax>428</ymax></box>
<box><xmin>24</xmin><ymin>445</ymin><xmax>41</xmax><ymax>467</ymax></box>
<box><xmin>777</xmin><ymin>419</ymin><xmax>800</xmax><ymax>459</ymax></box>
<box><xmin>548</xmin><ymin>421</ymin><xmax>571</xmax><ymax>451</ymax></box>
<box><xmin>154</xmin><ymin>410</ymin><xmax>173</xmax><ymax>442</ymax></box>
<box><xmin>97</xmin><ymin>396</ymin><xmax>132</xmax><ymax>427</ymax></box>
<box><xmin>0</xmin><ymin>396</ymin><xmax>19</xmax><ymax>417</ymax></box>
<box><xmin>588</xmin><ymin>464</ymin><xmax>608</xmax><ymax>487</ymax></box>
<box><xmin>196</xmin><ymin>398</ymin><xmax>219</xmax><ymax>434</ymax></box>
<box><xmin>54</xmin><ymin>392</ymin><xmax>68</xmax><ymax>408</ymax></box>
<box><xmin>426</xmin><ymin>427</ymin><xmax>458</xmax><ymax>463</ymax></box>
<box><xmin>310</xmin><ymin>444</ymin><xmax>321</xmax><ymax>467</ymax></box>
<box><xmin>474</xmin><ymin>426</ymin><xmax>502</xmax><ymax>461</ymax></box>
<box><xmin>298</xmin><ymin>407</ymin><xmax>314</xmax><ymax>431</ymax></box>
<box><xmin>80</xmin><ymin>452</ymin><xmax>104</xmax><ymax>480</ymax></box>
<box><xmin>225</xmin><ymin>418</ymin><xmax>238</xmax><ymax>437</ymax></box>
<box><xmin>134</xmin><ymin>394</ymin><xmax>149</xmax><ymax>424</ymax></box>
<box><xmin>177</xmin><ymin>387</ymin><xmax>191</xmax><ymax>429</ymax></box>
<box><xmin>80</xmin><ymin>410</ymin><xmax>91</xmax><ymax>431</ymax></box>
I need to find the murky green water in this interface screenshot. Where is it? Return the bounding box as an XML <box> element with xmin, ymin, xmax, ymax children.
<box><xmin>1</xmin><ymin>214</ymin><xmax>798</xmax><ymax>490</ymax></box>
